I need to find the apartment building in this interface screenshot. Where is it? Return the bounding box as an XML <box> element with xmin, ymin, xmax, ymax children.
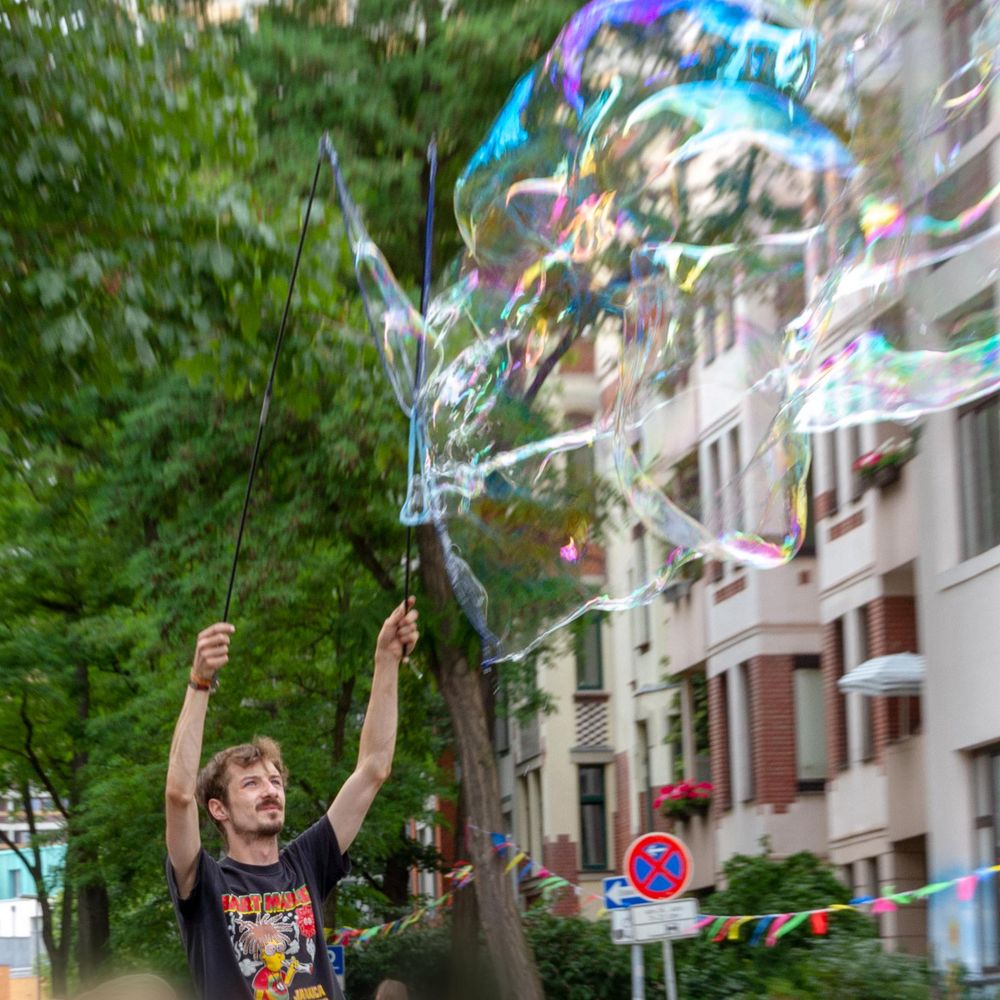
<box><xmin>488</xmin><ymin>0</ymin><xmax>999</xmax><ymax>982</ymax></box>
<box><xmin>0</xmin><ymin>792</ymin><xmax>63</xmax><ymax>994</ymax></box>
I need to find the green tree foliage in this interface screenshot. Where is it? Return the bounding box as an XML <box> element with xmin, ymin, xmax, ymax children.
<box><xmin>0</xmin><ymin>0</ymin><xmax>258</xmax><ymax>439</ymax></box>
<box><xmin>239</xmin><ymin>0</ymin><xmax>580</xmax><ymax>282</ymax></box>
<box><xmin>1</xmin><ymin>1</ymin><xmax>451</xmax><ymax>991</ymax></box>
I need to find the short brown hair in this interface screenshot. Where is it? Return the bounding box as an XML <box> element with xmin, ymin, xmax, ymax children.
<box><xmin>196</xmin><ymin>737</ymin><xmax>289</xmax><ymax>835</ymax></box>
<box><xmin>374</xmin><ymin>981</ymin><xmax>408</xmax><ymax>1000</ymax></box>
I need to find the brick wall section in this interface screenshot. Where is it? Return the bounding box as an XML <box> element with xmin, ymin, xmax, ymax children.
<box><xmin>815</xmin><ymin>489</ymin><xmax>837</xmax><ymax>521</ymax></box>
<box><xmin>708</xmin><ymin>674</ymin><xmax>732</xmax><ymax>814</ymax></box>
<box><xmin>613</xmin><ymin>751</ymin><xmax>632</xmax><ymax>867</ymax></box>
<box><xmin>749</xmin><ymin>656</ymin><xmax>798</xmax><ymax>813</ymax></box>
<box><xmin>830</xmin><ymin>510</ymin><xmax>865</xmax><ymax>540</ymax></box>
<box><xmin>562</xmin><ymin>339</ymin><xmax>595</xmax><ymax>373</ymax></box>
<box><xmin>637</xmin><ymin>790</ymin><xmax>672</xmax><ymax>835</ymax></box>
<box><xmin>542</xmin><ymin>835</ymin><xmax>581</xmax><ymax>916</ymax></box>
<box><xmin>822</xmin><ymin>620</ymin><xmax>848</xmax><ymax>778</ymax></box>
<box><xmin>714</xmin><ymin>575</ymin><xmax>747</xmax><ymax>604</ymax></box>
<box><xmin>866</xmin><ymin>597</ymin><xmax>919</xmax><ymax>760</ymax></box>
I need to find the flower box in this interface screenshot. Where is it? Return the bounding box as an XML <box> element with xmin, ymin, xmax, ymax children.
<box><xmin>852</xmin><ymin>435</ymin><xmax>917</xmax><ymax>491</ymax></box>
<box><xmin>653</xmin><ymin>781</ymin><xmax>713</xmax><ymax>822</ymax></box>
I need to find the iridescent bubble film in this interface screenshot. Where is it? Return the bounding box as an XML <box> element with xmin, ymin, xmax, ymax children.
<box><xmin>330</xmin><ymin>0</ymin><xmax>1000</xmax><ymax>662</ymax></box>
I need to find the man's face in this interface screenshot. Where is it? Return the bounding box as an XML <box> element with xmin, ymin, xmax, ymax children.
<box><xmin>214</xmin><ymin>760</ymin><xmax>286</xmax><ymax>842</ymax></box>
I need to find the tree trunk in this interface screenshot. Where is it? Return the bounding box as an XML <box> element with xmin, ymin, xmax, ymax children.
<box><xmin>416</xmin><ymin>524</ymin><xmax>543</xmax><ymax>1000</ymax></box>
<box><xmin>76</xmin><ymin>878</ymin><xmax>111</xmax><ymax>986</ymax></box>
<box><xmin>447</xmin><ymin>780</ymin><xmax>482</xmax><ymax>1000</ymax></box>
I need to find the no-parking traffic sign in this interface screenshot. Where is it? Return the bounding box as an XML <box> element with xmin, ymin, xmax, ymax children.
<box><xmin>623</xmin><ymin>832</ymin><xmax>693</xmax><ymax>902</ymax></box>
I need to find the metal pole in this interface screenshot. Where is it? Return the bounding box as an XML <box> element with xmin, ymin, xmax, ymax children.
<box><xmin>631</xmin><ymin>943</ymin><xmax>646</xmax><ymax>1000</ymax></box>
<box><xmin>662</xmin><ymin>939</ymin><xmax>678</xmax><ymax>1000</ymax></box>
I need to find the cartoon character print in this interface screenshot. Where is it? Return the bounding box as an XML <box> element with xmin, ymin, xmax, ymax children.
<box><xmin>226</xmin><ymin>889</ymin><xmax>322</xmax><ymax>1000</ymax></box>
<box><xmin>237</xmin><ymin>917</ymin><xmax>303</xmax><ymax>1000</ymax></box>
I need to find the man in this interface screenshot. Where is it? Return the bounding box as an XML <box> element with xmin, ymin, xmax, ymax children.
<box><xmin>165</xmin><ymin>599</ymin><xmax>418</xmax><ymax>1000</ymax></box>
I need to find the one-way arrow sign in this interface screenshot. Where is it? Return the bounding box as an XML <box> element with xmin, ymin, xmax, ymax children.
<box><xmin>603</xmin><ymin>876</ymin><xmax>648</xmax><ymax>909</ymax></box>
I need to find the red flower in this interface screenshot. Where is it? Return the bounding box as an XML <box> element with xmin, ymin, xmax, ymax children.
<box><xmin>297</xmin><ymin>904</ymin><xmax>317</xmax><ymax>939</ymax></box>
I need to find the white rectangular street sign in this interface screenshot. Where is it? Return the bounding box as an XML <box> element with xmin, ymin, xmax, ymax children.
<box><xmin>610</xmin><ymin>897</ymin><xmax>700</xmax><ymax>945</ymax></box>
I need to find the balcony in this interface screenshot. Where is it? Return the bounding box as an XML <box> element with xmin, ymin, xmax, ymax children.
<box><xmin>818</xmin><ymin>457</ymin><xmax>918</xmax><ymax>595</ymax></box>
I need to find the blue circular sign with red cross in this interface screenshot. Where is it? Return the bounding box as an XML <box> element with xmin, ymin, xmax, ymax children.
<box><xmin>624</xmin><ymin>833</ymin><xmax>693</xmax><ymax>902</ymax></box>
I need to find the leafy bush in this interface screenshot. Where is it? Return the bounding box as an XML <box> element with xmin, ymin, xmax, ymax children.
<box><xmin>343</xmin><ymin>851</ymin><xmax>934</xmax><ymax>999</ymax></box>
<box><xmin>674</xmin><ymin>849</ymin><xmax>930</xmax><ymax>999</ymax></box>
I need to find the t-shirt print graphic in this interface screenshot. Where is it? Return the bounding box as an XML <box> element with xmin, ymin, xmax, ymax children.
<box><xmin>225</xmin><ymin>887</ymin><xmax>328</xmax><ymax>1000</ymax></box>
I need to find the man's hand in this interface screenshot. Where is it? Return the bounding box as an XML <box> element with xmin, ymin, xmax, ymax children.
<box><xmin>375</xmin><ymin>598</ymin><xmax>419</xmax><ymax>665</ymax></box>
<box><xmin>191</xmin><ymin>622</ymin><xmax>234</xmax><ymax>683</ymax></box>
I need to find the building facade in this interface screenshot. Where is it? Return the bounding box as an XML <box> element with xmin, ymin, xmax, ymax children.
<box><xmin>490</xmin><ymin>0</ymin><xmax>998</xmax><ymax>983</ymax></box>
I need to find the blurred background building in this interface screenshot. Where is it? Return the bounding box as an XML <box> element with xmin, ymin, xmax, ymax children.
<box><xmin>487</xmin><ymin>0</ymin><xmax>999</xmax><ymax>983</ymax></box>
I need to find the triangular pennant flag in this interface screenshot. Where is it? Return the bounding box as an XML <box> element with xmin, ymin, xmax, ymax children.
<box><xmin>765</xmin><ymin>914</ymin><xmax>792</xmax><ymax>947</ymax></box>
<box><xmin>728</xmin><ymin>917</ymin><xmax>753</xmax><ymax>941</ymax></box>
<box><xmin>714</xmin><ymin>917</ymin><xmax>739</xmax><ymax>942</ymax></box>
<box><xmin>872</xmin><ymin>898</ymin><xmax>897</xmax><ymax>913</ymax></box>
<box><xmin>913</xmin><ymin>882</ymin><xmax>952</xmax><ymax>898</ymax></box>
<box><xmin>749</xmin><ymin>917</ymin><xmax>773</xmax><ymax>947</ymax></box>
<box><xmin>504</xmin><ymin>851</ymin><xmax>527</xmax><ymax>874</ymax></box>
<box><xmin>490</xmin><ymin>832</ymin><xmax>509</xmax><ymax>852</ymax></box>
<box><xmin>957</xmin><ymin>875</ymin><xmax>978</xmax><ymax>902</ymax></box>
<box><xmin>775</xmin><ymin>912</ymin><xmax>811</xmax><ymax>939</ymax></box>
<box><xmin>809</xmin><ymin>911</ymin><xmax>829</xmax><ymax>936</ymax></box>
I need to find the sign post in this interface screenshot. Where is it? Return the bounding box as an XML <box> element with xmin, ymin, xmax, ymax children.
<box><xmin>631</xmin><ymin>943</ymin><xmax>645</xmax><ymax>1000</ymax></box>
<box><xmin>612</xmin><ymin>833</ymin><xmax>697</xmax><ymax>1000</ymax></box>
<box><xmin>663</xmin><ymin>939</ymin><xmax>677</xmax><ymax>1000</ymax></box>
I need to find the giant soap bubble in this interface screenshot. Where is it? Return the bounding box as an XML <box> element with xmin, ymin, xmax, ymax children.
<box><xmin>329</xmin><ymin>0</ymin><xmax>1000</xmax><ymax>663</ymax></box>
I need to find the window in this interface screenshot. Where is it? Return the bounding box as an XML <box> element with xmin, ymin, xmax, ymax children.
<box><xmin>576</xmin><ymin>617</ymin><xmax>604</xmax><ymax>690</ymax></box>
<box><xmin>928</xmin><ymin>148</ymin><xmax>992</xmax><ymax>264</ymax></box>
<box><xmin>741</xmin><ymin>662</ymin><xmax>755</xmax><ymax>802</ymax></box>
<box><xmin>9</xmin><ymin>869</ymin><xmax>21</xmax><ymax>898</ymax></box>
<box><xmin>708</xmin><ymin>439</ymin><xmax>723</xmax><ymax>536</ymax></box>
<box><xmin>831</xmin><ymin>618</ymin><xmax>848</xmax><ymax>771</ymax></box>
<box><xmin>667</xmin><ymin>710</ymin><xmax>684</xmax><ymax>782</ymax></box>
<box><xmin>794</xmin><ymin>656</ymin><xmax>827</xmax><ymax>790</ymax></box>
<box><xmin>973</xmin><ymin>747</ymin><xmax>1000</xmax><ymax>970</ymax></box>
<box><xmin>728</xmin><ymin>427</ymin><xmax>744</xmax><ymax>532</ymax></box>
<box><xmin>494</xmin><ymin>712</ymin><xmax>510</xmax><ymax>755</ymax></box>
<box><xmin>942</xmin><ymin>0</ymin><xmax>990</xmax><ymax>147</ymax></box>
<box><xmin>858</xmin><ymin>605</ymin><xmax>875</xmax><ymax>762</ymax></box>
<box><xmin>723</xmin><ymin>290</ymin><xmax>737</xmax><ymax>351</ymax></box>
<box><xmin>825</xmin><ymin>430</ymin><xmax>840</xmax><ymax>515</ymax></box>
<box><xmin>632</xmin><ymin>527</ymin><xmax>651</xmax><ymax>652</ymax></box>
<box><xmin>848</xmin><ymin>425</ymin><xmax>863</xmax><ymax>502</ymax></box>
<box><xmin>579</xmin><ymin>766</ymin><xmax>608</xmax><ymax>870</ymax></box>
<box><xmin>716</xmin><ymin>672</ymin><xmax>732</xmax><ymax>811</ymax></box>
<box><xmin>959</xmin><ymin>392</ymin><xmax>1000</xmax><ymax>559</ymax></box>
<box><xmin>702</xmin><ymin>298</ymin><xmax>717</xmax><ymax>365</ymax></box>
<box><xmin>637</xmin><ymin>721</ymin><xmax>654</xmax><ymax>832</ymax></box>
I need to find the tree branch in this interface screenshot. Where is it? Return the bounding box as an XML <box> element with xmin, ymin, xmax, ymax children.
<box><xmin>20</xmin><ymin>691</ymin><xmax>70</xmax><ymax>821</ymax></box>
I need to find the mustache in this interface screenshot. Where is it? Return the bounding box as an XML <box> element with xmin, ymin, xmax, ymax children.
<box><xmin>257</xmin><ymin>800</ymin><xmax>282</xmax><ymax>811</ymax></box>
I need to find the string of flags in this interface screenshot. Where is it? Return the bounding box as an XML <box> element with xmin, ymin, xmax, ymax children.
<box><xmin>326</xmin><ymin>831</ymin><xmax>1000</xmax><ymax>950</ymax></box>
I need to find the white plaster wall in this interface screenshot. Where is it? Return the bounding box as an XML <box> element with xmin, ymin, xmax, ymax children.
<box><xmin>0</xmin><ymin>898</ymin><xmax>40</xmax><ymax>938</ymax></box>
<box><xmin>716</xmin><ymin>796</ymin><xmax>828</xmax><ymax>870</ymax></box>
<box><xmin>827</xmin><ymin>761</ymin><xmax>889</xmax><ymax>845</ymax></box>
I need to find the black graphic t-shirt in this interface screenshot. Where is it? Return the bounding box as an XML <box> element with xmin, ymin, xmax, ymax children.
<box><xmin>167</xmin><ymin>818</ymin><xmax>349</xmax><ymax>1000</ymax></box>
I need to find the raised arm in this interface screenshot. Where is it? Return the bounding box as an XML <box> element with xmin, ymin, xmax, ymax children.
<box><xmin>327</xmin><ymin>599</ymin><xmax>418</xmax><ymax>852</ymax></box>
<box><xmin>165</xmin><ymin>622</ymin><xmax>234</xmax><ymax>898</ymax></box>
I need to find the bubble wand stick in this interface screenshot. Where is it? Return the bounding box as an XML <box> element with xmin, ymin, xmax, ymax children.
<box><xmin>403</xmin><ymin>137</ymin><xmax>438</xmax><ymax>618</ymax></box>
<box><xmin>222</xmin><ymin>145</ymin><xmax>325</xmax><ymax>623</ymax></box>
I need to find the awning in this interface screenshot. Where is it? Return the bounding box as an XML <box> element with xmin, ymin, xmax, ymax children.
<box><xmin>837</xmin><ymin>653</ymin><xmax>925</xmax><ymax>697</ymax></box>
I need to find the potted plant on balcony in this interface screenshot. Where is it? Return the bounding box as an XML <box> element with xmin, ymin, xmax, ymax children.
<box><xmin>852</xmin><ymin>435</ymin><xmax>917</xmax><ymax>490</ymax></box>
<box><xmin>653</xmin><ymin>781</ymin><xmax>713</xmax><ymax>822</ymax></box>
